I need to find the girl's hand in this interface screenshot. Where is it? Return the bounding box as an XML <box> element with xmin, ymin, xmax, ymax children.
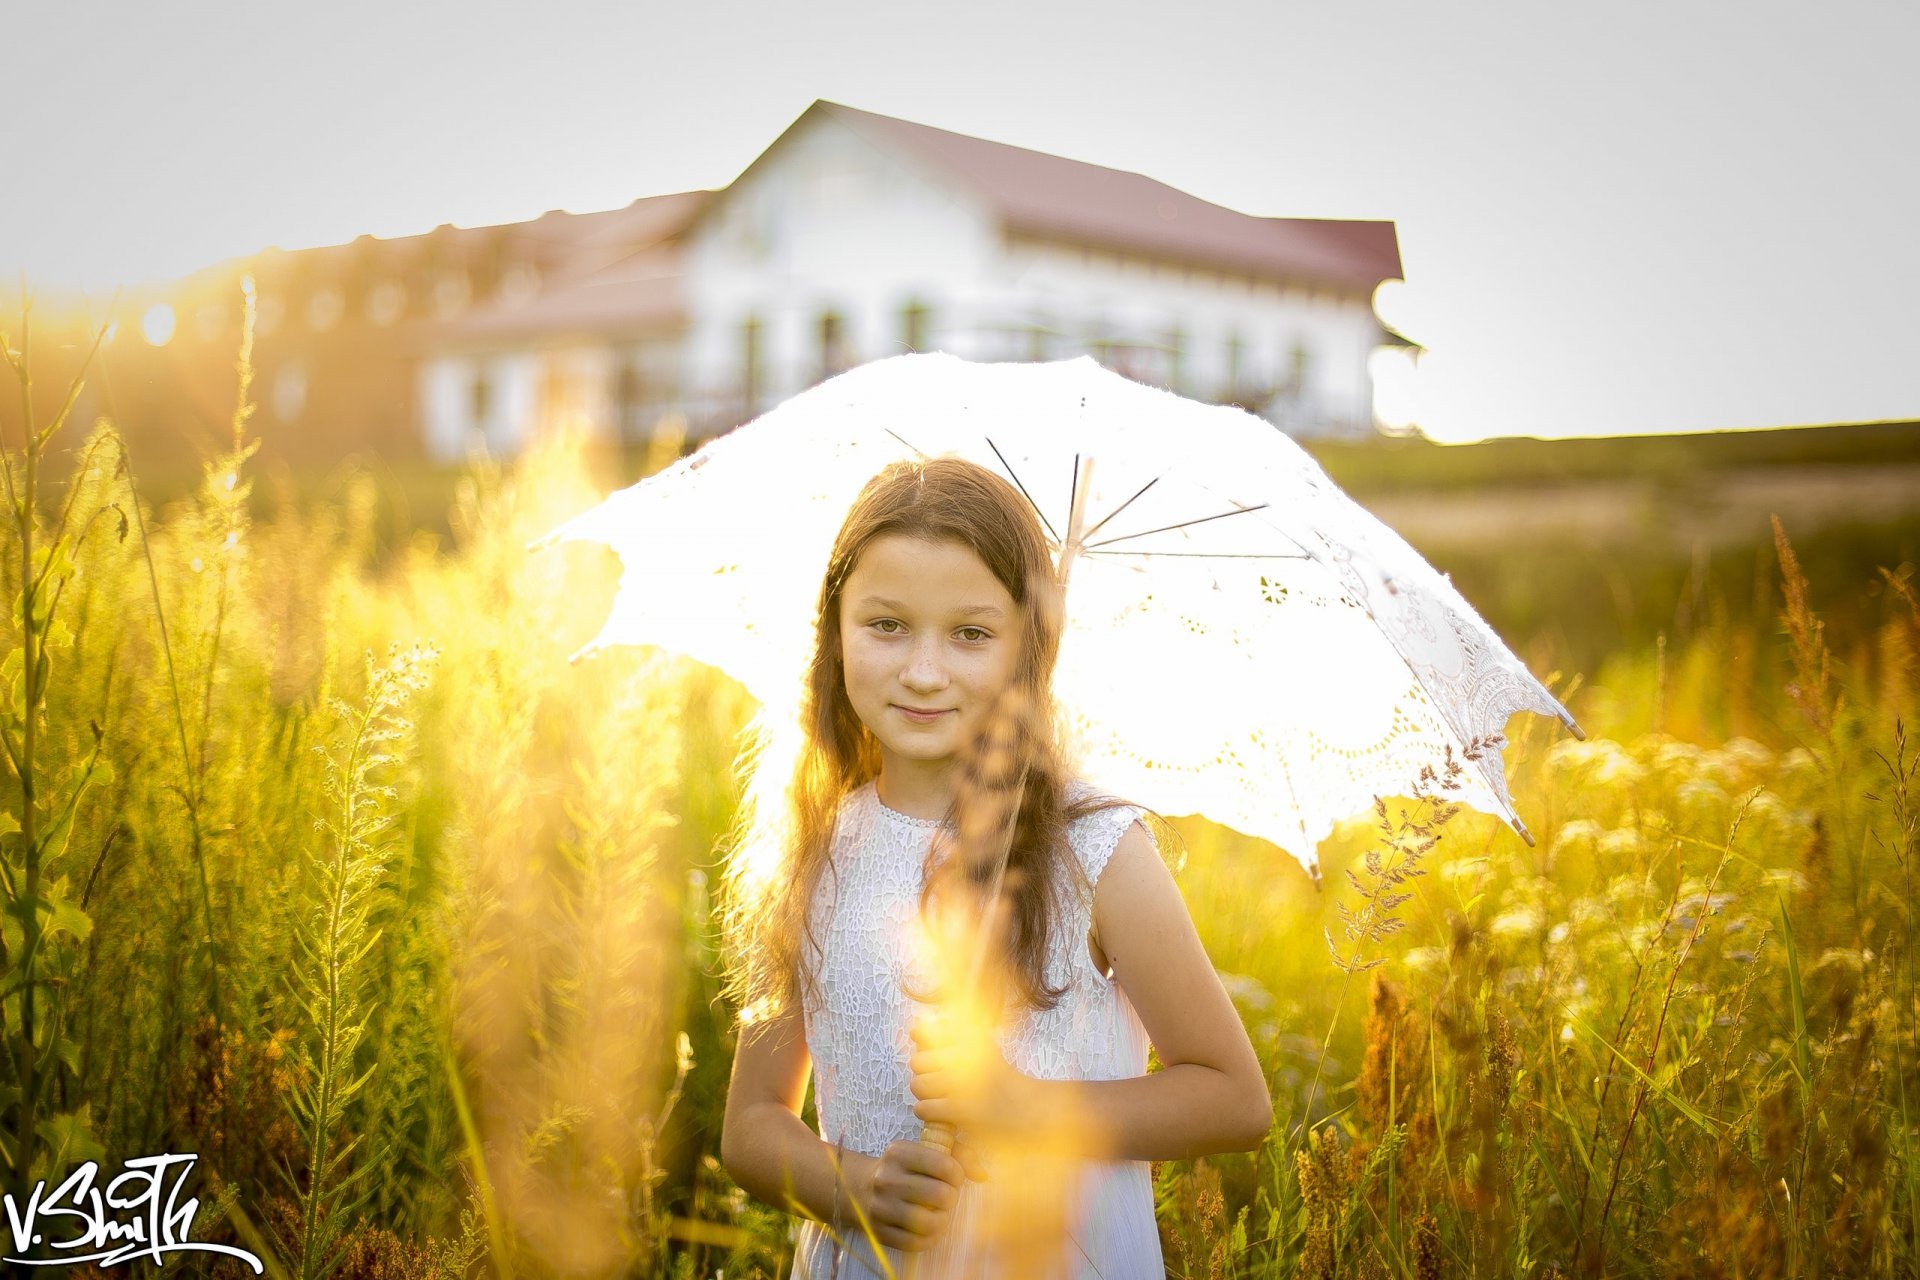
<box><xmin>909</xmin><ymin>1015</ymin><xmax>1048</xmax><ymax>1142</ymax></box>
<box><xmin>846</xmin><ymin>1141</ymin><xmax>972</xmax><ymax>1252</ymax></box>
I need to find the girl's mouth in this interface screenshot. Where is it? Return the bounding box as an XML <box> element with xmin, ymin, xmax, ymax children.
<box><xmin>894</xmin><ymin>705</ymin><xmax>952</xmax><ymax>723</ymax></box>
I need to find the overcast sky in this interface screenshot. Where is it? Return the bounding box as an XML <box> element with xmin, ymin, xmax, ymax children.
<box><xmin>6</xmin><ymin>0</ymin><xmax>1914</xmax><ymax>442</ymax></box>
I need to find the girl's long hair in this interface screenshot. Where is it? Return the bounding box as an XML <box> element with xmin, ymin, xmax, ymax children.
<box><xmin>717</xmin><ymin>455</ymin><xmax>1156</xmax><ymax>1025</ymax></box>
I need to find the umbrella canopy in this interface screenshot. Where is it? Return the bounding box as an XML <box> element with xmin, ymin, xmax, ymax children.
<box><xmin>533</xmin><ymin>353</ymin><xmax>1582</xmax><ymax>866</ymax></box>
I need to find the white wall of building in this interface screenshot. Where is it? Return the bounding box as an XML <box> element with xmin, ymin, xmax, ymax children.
<box><xmin>680</xmin><ymin>112</ymin><xmax>1387</xmax><ymax>438</ymax></box>
<box><xmin>992</xmin><ymin>238</ymin><xmax>1383</xmax><ymax>432</ymax></box>
<box><xmin>423</xmin><ymin>113</ymin><xmax>1394</xmax><ymax>454</ymax></box>
<box><xmin>419</xmin><ymin>350</ymin><xmax>545</xmax><ymax>461</ymax></box>
<box><xmin>681</xmin><ymin>113</ymin><xmax>1004</xmax><ymax>424</ymax></box>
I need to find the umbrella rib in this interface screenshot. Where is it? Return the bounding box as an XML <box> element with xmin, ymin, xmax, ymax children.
<box><xmin>1083</xmin><ymin>503</ymin><xmax>1273</xmax><ymax>549</ymax></box>
<box><xmin>884</xmin><ymin>427</ymin><xmax>932</xmax><ymax>459</ymax></box>
<box><xmin>1079</xmin><ymin>476</ymin><xmax>1160</xmax><ymax>544</ymax></box>
<box><xmin>983</xmin><ymin>436</ymin><xmax>1062</xmax><ymax>546</ymax></box>
<box><xmin>1068</xmin><ymin>452</ymin><xmax>1081</xmax><ymax>540</ymax></box>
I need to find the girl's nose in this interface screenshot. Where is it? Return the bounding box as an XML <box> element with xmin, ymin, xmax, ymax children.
<box><xmin>901</xmin><ymin>640</ymin><xmax>949</xmax><ymax>689</ymax></box>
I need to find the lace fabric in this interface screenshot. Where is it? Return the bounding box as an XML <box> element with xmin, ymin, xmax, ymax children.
<box><xmin>793</xmin><ymin>779</ymin><xmax>1164</xmax><ymax>1278</ymax></box>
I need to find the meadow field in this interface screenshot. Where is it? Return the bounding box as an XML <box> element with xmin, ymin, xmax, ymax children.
<box><xmin>3</xmin><ymin>321</ymin><xmax>1918</xmax><ymax>1279</ymax></box>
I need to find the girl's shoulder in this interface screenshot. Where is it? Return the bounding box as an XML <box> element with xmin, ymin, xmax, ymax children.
<box><xmin>1060</xmin><ymin>778</ymin><xmax>1151</xmax><ymax>887</ymax></box>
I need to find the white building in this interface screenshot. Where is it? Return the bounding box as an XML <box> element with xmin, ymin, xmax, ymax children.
<box><xmin>420</xmin><ymin>101</ymin><xmax>1405</xmax><ymax>461</ymax></box>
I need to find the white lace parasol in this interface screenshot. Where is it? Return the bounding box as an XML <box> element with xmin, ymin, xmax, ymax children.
<box><xmin>532</xmin><ymin>353</ymin><xmax>1582</xmax><ymax>867</ymax></box>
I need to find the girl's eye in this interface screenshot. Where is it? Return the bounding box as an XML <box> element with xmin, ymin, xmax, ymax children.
<box><xmin>870</xmin><ymin>620</ymin><xmax>991</xmax><ymax>643</ymax></box>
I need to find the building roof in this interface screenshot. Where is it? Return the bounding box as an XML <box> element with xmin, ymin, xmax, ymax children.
<box><xmin>413</xmin><ymin>191</ymin><xmax>712</xmax><ymax>343</ymax></box>
<box><xmin>431</xmin><ymin>246</ymin><xmax>686</xmax><ymax>342</ymax></box>
<box><xmin>218</xmin><ymin>103</ymin><xmax>1397</xmax><ymax>344</ymax></box>
<box><xmin>815</xmin><ymin>101</ymin><xmax>1401</xmax><ymax>293</ymax></box>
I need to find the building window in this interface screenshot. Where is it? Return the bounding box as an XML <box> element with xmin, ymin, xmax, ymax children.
<box><xmin>1026</xmin><ymin>317</ymin><xmax>1054</xmax><ymax>362</ymax></box>
<box><xmin>307</xmin><ymin>286</ymin><xmax>343</xmax><ymax>332</ymax></box>
<box><xmin>435</xmin><ymin>269</ymin><xmax>471</xmax><ymax>318</ymax></box>
<box><xmin>817</xmin><ymin>309</ymin><xmax>851</xmax><ymax>379</ymax></box>
<box><xmin>498</xmin><ymin>262</ymin><xmax>540</xmax><ymax>305</ymax></box>
<box><xmin>366</xmin><ymin>281</ymin><xmax>406</xmax><ymax>327</ymax></box>
<box><xmin>194</xmin><ymin>300</ymin><xmax>228</xmax><ymax>343</ymax></box>
<box><xmin>741</xmin><ymin>316</ymin><xmax>764</xmax><ymax>417</ymax></box>
<box><xmin>272</xmin><ymin>362</ymin><xmax>308</xmax><ymax>421</ymax></box>
<box><xmin>1287</xmin><ymin>339</ymin><xmax>1311</xmax><ymax>397</ymax></box>
<box><xmin>1224</xmin><ymin>330</ymin><xmax>1244</xmax><ymax>394</ymax></box>
<box><xmin>471</xmin><ymin>366</ymin><xmax>492</xmax><ymax>429</ymax></box>
<box><xmin>900</xmin><ymin>300</ymin><xmax>931</xmax><ymax>354</ymax></box>
<box><xmin>615</xmin><ymin>362</ymin><xmax>643</xmax><ymax>443</ymax></box>
<box><xmin>254</xmin><ymin>290</ymin><xmax>284</xmax><ymax>337</ymax></box>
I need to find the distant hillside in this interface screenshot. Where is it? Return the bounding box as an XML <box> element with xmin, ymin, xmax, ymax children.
<box><xmin>1303</xmin><ymin>420</ymin><xmax>1920</xmax><ymax>494</ymax></box>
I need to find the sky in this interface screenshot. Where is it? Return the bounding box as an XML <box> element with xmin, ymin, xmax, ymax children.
<box><xmin>5</xmin><ymin>0</ymin><xmax>1915</xmax><ymax>443</ymax></box>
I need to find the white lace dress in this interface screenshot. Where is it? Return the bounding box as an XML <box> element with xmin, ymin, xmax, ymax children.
<box><xmin>792</xmin><ymin>778</ymin><xmax>1164</xmax><ymax>1279</ymax></box>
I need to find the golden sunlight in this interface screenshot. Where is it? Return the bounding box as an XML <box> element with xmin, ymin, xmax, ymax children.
<box><xmin>1368</xmin><ymin>345</ymin><xmax>1421</xmax><ymax>433</ymax></box>
<box><xmin>140</xmin><ymin>302</ymin><xmax>175</xmax><ymax>346</ymax></box>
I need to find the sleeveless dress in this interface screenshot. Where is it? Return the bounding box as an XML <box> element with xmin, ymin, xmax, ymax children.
<box><xmin>792</xmin><ymin>778</ymin><xmax>1165</xmax><ymax>1279</ymax></box>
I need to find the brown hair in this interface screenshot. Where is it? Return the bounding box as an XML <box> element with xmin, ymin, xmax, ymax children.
<box><xmin>717</xmin><ymin>456</ymin><xmax>1155</xmax><ymax>1024</ymax></box>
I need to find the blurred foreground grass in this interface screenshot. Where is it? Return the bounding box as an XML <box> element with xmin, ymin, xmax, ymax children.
<box><xmin>3</xmin><ymin>327</ymin><xmax>1918</xmax><ymax>1277</ymax></box>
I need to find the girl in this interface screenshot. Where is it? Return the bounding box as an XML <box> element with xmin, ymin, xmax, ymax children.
<box><xmin>720</xmin><ymin>457</ymin><xmax>1270</xmax><ymax>1278</ymax></box>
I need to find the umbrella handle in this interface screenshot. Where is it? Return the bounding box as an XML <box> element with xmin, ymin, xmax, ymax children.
<box><xmin>920</xmin><ymin>1119</ymin><xmax>956</xmax><ymax>1154</ymax></box>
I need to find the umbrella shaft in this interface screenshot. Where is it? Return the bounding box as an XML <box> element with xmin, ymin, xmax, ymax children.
<box><xmin>1055</xmin><ymin>456</ymin><xmax>1097</xmax><ymax>592</ymax></box>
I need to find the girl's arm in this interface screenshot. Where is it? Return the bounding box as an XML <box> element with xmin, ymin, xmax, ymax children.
<box><xmin>911</xmin><ymin>820</ymin><xmax>1273</xmax><ymax>1161</ymax></box>
<box><xmin>721</xmin><ymin>1004</ymin><xmax>977</xmax><ymax>1251</ymax></box>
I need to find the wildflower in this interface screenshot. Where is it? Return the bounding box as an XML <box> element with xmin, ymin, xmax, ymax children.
<box><xmin>1356</xmin><ymin>973</ymin><xmax>1412</xmax><ymax>1131</ymax></box>
<box><xmin>1673</xmin><ymin>891</ymin><xmax>1737</xmax><ymax>918</ymax></box>
<box><xmin>1607</xmin><ymin>873</ymin><xmax>1655</xmax><ymax>905</ymax></box>
<box><xmin>1720</xmin><ymin>736</ymin><xmax>1776</xmax><ymax>775</ymax></box>
<box><xmin>1499</xmin><ymin>965</ymin><xmax>1540</xmax><ymax>992</ymax></box>
<box><xmin>1569</xmin><ymin>896</ymin><xmax>1612</xmax><ymax>930</ymax></box>
<box><xmin>1743</xmin><ymin>790</ymin><xmax>1790</xmax><ymax>828</ymax></box>
<box><xmin>1553</xmin><ymin>738</ymin><xmax>1648</xmax><ymax>787</ymax></box>
<box><xmin>1649</xmin><ymin>737</ymin><xmax>1706</xmax><ymax>776</ymax></box>
<box><xmin>1440</xmin><ymin>854</ymin><xmax>1491</xmax><ymax>883</ymax></box>
<box><xmin>1675</xmin><ymin>775</ymin><xmax>1729</xmax><ymax>814</ymax></box>
<box><xmin>1779</xmin><ymin>747</ymin><xmax>1820</xmax><ymax>784</ymax></box>
<box><xmin>1403</xmin><ymin>946</ymin><xmax>1445</xmax><ymax>972</ymax></box>
<box><xmin>1598</xmin><ymin>826</ymin><xmax>1644</xmax><ymax>857</ymax></box>
<box><xmin>1216</xmin><ymin>971</ymin><xmax>1276</xmax><ymax>1018</ymax></box>
<box><xmin>1550</xmin><ymin>818</ymin><xmax>1602</xmax><ymax>856</ymax></box>
<box><xmin>1490</xmin><ymin>906</ymin><xmax>1542</xmax><ymax>938</ymax></box>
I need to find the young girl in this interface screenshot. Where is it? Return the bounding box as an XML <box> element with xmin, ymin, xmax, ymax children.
<box><xmin>720</xmin><ymin>457</ymin><xmax>1271</xmax><ymax>1278</ymax></box>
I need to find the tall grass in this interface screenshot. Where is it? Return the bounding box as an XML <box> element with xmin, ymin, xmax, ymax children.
<box><xmin>287</xmin><ymin>641</ymin><xmax>437</xmax><ymax>1279</ymax></box>
<box><xmin>2</xmin><ymin>301</ymin><xmax>1916</xmax><ymax>1275</ymax></box>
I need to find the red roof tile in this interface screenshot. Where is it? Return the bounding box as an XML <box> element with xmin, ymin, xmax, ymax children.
<box><xmin>819</xmin><ymin>102</ymin><xmax>1400</xmax><ymax>292</ymax></box>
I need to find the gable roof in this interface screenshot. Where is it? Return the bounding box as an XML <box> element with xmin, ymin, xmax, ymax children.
<box><xmin>412</xmin><ymin>190</ymin><xmax>712</xmax><ymax>343</ymax></box>
<box><xmin>814</xmin><ymin>101</ymin><xmax>1400</xmax><ymax>293</ymax></box>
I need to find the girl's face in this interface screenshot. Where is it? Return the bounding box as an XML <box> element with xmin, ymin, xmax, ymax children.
<box><xmin>838</xmin><ymin>533</ymin><xmax>1022</xmax><ymax>779</ymax></box>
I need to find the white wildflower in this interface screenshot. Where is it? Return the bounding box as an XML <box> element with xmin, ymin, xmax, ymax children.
<box><xmin>1491</xmin><ymin>906</ymin><xmax>1543</xmax><ymax>938</ymax></box>
<box><xmin>1599</xmin><ymin>826</ymin><xmax>1645</xmax><ymax>858</ymax></box>
<box><xmin>1403</xmin><ymin>947</ymin><xmax>1445</xmax><ymax>972</ymax></box>
<box><xmin>1551</xmin><ymin>819</ymin><xmax>1603</xmax><ymax>857</ymax></box>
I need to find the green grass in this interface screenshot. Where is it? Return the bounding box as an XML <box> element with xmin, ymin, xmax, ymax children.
<box><xmin>3</xmin><ymin>316</ymin><xmax>1918</xmax><ymax>1277</ymax></box>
